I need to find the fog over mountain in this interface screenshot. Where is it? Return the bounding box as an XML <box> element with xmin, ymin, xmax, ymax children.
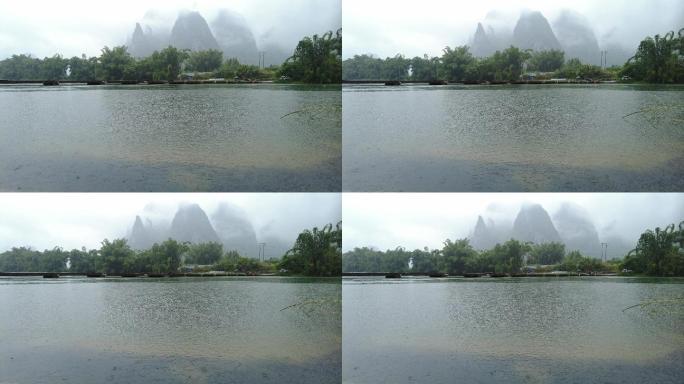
<box><xmin>126</xmin><ymin>201</ymin><xmax>340</xmax><ymax>259</ymax></box>
<box><xmin>127</xmin><ymin>10</ymin><xmax>260</xmax><ymax>64</ymax></box>
<box><xmin>343</xmin><ymin>194</ymin><xmax>684</xmax><ymax>260</ymax></box>
<box><xmin>470</xmin><ymin>202</ymin><xmax>625</xmax><ymax>258</ymax></box>
<box><xmin>343</xmin><ymin>0</ymin><xmax>683</xmax><ymax>61</ymax></box>
<box><xmin>469</xmin><ymin>9</ymin><xmax>624</xmax><ymax>65</ymax></box>
<box><xmin>0</xmin><ymin>194</ymin><xmax>341</xmax><ymax>255</ymax></box>
<box><xmin>0</xmin><ymin>0</ymin><xmax>341</xmax><ymax>63</ymax></box>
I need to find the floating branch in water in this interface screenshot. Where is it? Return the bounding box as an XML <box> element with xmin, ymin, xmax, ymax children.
<box><xmin>280</xmin><ymin>110</ymin><xmax>304</xmax><ymax>119</ymax></box>
<box><xmin>622</xmin><ymin>297</ymin><xmax>684</xmax><ymax>312</ymax></box>
<box><xmin>280</xmin><ymin>104</ymin><xmax>341</xmax><ymax>121</ymax></box>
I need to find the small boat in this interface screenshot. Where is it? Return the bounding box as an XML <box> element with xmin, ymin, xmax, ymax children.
<box><xmin>43</xmin><ymin>272</ymin><xmax>60</xmax><ymax>278</ymax></box>
<box><xmin>428</xmin><ymin>80</ymin><xmax>448</xmax><ymax>85</ymax></box>
<box><xmin>428</xmin><ymin>272</ymin><xmax>448</xmax><ymax>278</ymax></box>
<box><xmin>384</xmin><ymin>80</ymin><xmax>401</xmax><ymax>86</ymax></box>
<box><xmin>86</xmin><ymin>272</ymin><xmax>104</xmax><ymax>278</ymax></box>
<box><xmin>43</xmin><ymin>80</ymin><xmax>60</xmax><ymax>86</ymax></box>
<box><xmin>385</xmin><ymin>272</ymin><xmax>402</xmax><ymax>278</ymax></box>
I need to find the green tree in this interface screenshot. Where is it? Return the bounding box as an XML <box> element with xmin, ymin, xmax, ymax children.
<box><xmin>280</xmin><ymin>29</ymin><xmax>342</xmax><ymax>83</ymax></box>
<box><xmin>280</xmin><ymin>222</ymin><xmax>342</xmax><ymax>276</ymax></box>
<box><xmin>97</xmin><ymin>46</ymin><xmax>134</xmax><ymax>81</ymax></box>
<box><xmin>40</xmin><ymin>54</ymin><xmax>68</xmax><ymax>80</ymax></box>
<box><xmin>626</xmin><ymin>222</ymin><xmax>683</xmax><ymax>276</ymax></box>
<box><xmin>187</xmin><ymin>49</ymin><xmax>223</xmax><ymax>72</ymax></box>
<box><xmin>623</xmin><ymin>28</ymin><xmax>684</xmax><ymax>83</ymax></box>
<box><xmin>186</xmin><ymin>242</ymin><xmax>223</xmax><ymax>265</ymax></box>
<box><xmin>410</xmin><ymin>55</ymin><xmax>441</xmax><ymax>81</ymax></box>
<box><xmin>528</xmin><ymin>50</ymin><xmax>565</xmax><ymax>72</ymax></box>
<box><xmin>68</xmin><ymin>55</ymin><xmax>98</xmax><ymax>80</ymax></box>
<box><xmin>100</xmin><ymin>238</ymin><xmax>134</xmax><ymax>274</ymax></box>
<box><xmin>529</xmin><ymin>242</ymin><xmax>566</xmax><ymax>265</ymax></box>
<box><xmin>441</xmin><ymin>239</ymin><xmax>477</xmax><ymax>275</ymax></box>
<box><xmin>439</xmin><ymin>46</ymin><xmax>475</xmax><ymax>81</ymax></box>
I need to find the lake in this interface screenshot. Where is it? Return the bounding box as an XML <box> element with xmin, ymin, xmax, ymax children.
<box><xmin>343</xmin><ymin>84</ymin><xmax>684</xmax><ymax>191</ymax></box>
<box><xmin>0</xmin><ymin>276</ymin><xmax>341</xmax><ymax>384</ymax></box>
<box><xmin>0</xmin><ymin>84</ymin><xmax>341</xmax><ymax>192</ymax></box>
<box><xmin>343</xmin><ymin>276</ymin><xmax>684</xmax><ymax>384</ymax></box>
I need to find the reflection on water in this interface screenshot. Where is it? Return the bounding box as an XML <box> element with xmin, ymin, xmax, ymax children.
<box><xmin>0</xmin><ymin>276</ymin><xmax>341</xmax><ymax>384</ymax></box>
<box><xmin>343</xmin><ymin>84</ymin><xmax>684</xmax><ymax>191</ymax></box>
<box><xmin>0</xmin><ymin>84</ymin><xmax>341</xmax><ymax>191</ymax></box>
<box><xmin>343</xmin><ymin>276</ymin><xmax>684</xmax><ymax>384</ymax></box>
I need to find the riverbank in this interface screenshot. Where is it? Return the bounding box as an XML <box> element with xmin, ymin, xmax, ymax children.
<box><xmin>342</xmin><ymin>272</ymin><xmax>619</xmax><ymax>277</ymax></box>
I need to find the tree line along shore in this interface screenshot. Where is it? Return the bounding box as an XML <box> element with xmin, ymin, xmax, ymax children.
<box><xmin>0</xmin><ymin>223</ymin><xmax>342</xmax><ymax>277</ymax></box>
<box><xmin>343</xmin><ymin>28</ymin><xmax>684</xmax><ymax>84</ymax></box>
<box><xmin>0</xmin><ymin>29</ymin><xmax>342</xmax><ymax>84</ymax></box>
<box><xmin>343</xmin><ymin>222</ymin><xmax>684</xmax><ymax>277</ymax></box>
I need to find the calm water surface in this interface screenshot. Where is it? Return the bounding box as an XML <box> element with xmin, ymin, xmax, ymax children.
<box><xmin>343</xmin><ymin>84</ymin><xmax>684</xmax><ymax>191</ymax></box>
<box><xmin>0</xmin><ymin>276</ymin><xmax>341</xmax><ymax>384</ymax></box>
<box><xmin>0</xmin><ymin>84</ymin><xmax>341</xmax><ymax>191</ymax></box>
<box><xmin>343</xmin><ymin>276</ymin><xmax>684</xmax><ymax>384</ymax></box>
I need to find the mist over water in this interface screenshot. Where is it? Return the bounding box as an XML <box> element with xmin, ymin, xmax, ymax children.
<box><xmin>343</xmin><ymin>84</ymin><xmax>684</xmax><ymax>192</ymax></box>
<box><xmin>343</xmin><ymin>277</ymin><xmax>684</xmax><ymax>384</ymax></box>
<box><xmin>0</xmin><ymin>84</ymin><xmax>342</xmax><ymax>192</ymax></box>
<box><xmin>0</xmin><ymin>276</ymin><xmax>341</xmax><ymax>384</ymax></box>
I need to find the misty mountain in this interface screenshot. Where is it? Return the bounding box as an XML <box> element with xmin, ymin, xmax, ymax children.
<box><xmin>125</xmin><ymin>203</ymin><xmax>296</xmax><ymax>259</ymax></box>
<box><xmin>467</xmin><ymin>202</ymin><xmax>636</xmax><ymax>260</ymax></box>
<box><xmin>211</xmin><ymin>203</ymin><xmax>258</xmax><ymax>258</ymax></box>
<box><xmin>212</xmin><ymin>10</ymin><xmax>259</xmax><ymax>65</ymax></box>
<box><xmin>129</xmin><ymin>23</ymin><xmax>155</xmax><ymax>58</ymax></box>
<box><xmin>553</xmin><ymin>203</ymin><xmax>601</xmax><ymax>257</ymax></box>
<box><xmin>471</xmin><ymin>23</ymin><xmax>496</xmax><ymax>58</ymax></box>
<box><xmin>512</xmin><ymin>11</ymin><xmax>562</xmax><ymax>52</ymax></box>
<box><xmin>469</xmin><ymin>9</ymin><xmax>632</xmax><ymax>67</ymax></box>
<box><xmin>553</xmin><ymin>10</ymin><xmax>601</xmax><ymax>65</ymax></box>
<box><xmin>127</xmin><ymin>9</ymin><xmax>266</xmax><ymax>65</ymax></box>
<box><xmin>470</xmin><ymin>215</ymin><xmax>507</xmax><ymax>250</ymax></box>
<box><xmin>169</xmin><ymin>204</ymin><xmax>221</xmax><ymax>245</ymax></box>
<box><xmin>512</xmin><ymin>203</ymin><xmax>562</xmax><ymax>244</ymax></box>
<box><xmin>128</xmin><ymin>215</ymin><xmax>154</xmax><ymax>250</ymax></box>
<box><xmin>169</xmin><ymin>11</ymin><xmax>220</xmax><ymax>52</ymax></box>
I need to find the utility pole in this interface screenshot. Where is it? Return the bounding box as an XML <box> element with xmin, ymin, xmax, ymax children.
<box><xmin>258</xmin><ymin>242</ymin><xmax>266</xmax><ymax>261</ymax></box>
<box><xmin>601</xmin><ymin>242</ymin><xmax>608</xmax><ymax>262</ymax></box>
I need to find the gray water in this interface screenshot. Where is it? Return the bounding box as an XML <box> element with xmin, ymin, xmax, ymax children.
<box><xmin>343</xmin><ymin>84</ymin><xmax>684</xmax><ymax>191</ymax></box>
<box><xmin>343</xmin><ymin>276</ymin><xmax>684</xmax><ymax>384</ymax></box>
<box><xmin>0</xmin><ymin>84</ymin><xmax>341</xmax><ymax>192</ymax></box>
<box><xmin>0</xmin><ymin>276</ymin><xmax>341</xmax><ymax>384</ymax></box>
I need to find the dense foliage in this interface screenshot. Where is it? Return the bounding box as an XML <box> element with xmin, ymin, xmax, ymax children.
<box><xmin>342</xmin><ymin>27</ymin><xmax>683</xmax><ymax>83</ymax></box>
<box><xmin>0</xmin><ymin>223</ymin><xmax>343</xmax><ymax>277</ymax></box>
<box><xmin>278</xmin><ymin>222</ymin><xmax>342</xmax><ymax>276</ymax></box>
<box><xmin>621</xmin><ymin>28</ymin><xmax>684</xmax><ymax>83</ymax></box>
<box><xmin>343</xmin><ymin>222</ymin><xmax>684</xmax><ymax>276</ymax></box>
<box><xmin>279</xmin><ymin>29</ymin><xmax>342</xmax><ymax>83</ymax></box>
<box><xmin>621</xmin><ymin>222</ymin><xmax>684</xmax><ymax>276</ymax></box>
<box><xmin>0</xmin><ymin>30</ymin><xmax>343</xmax><ymax>83</ymax></box>
<box><xmin>343</xmin><ymin>239</ymin><xmax>616</xmax><ymax>275</ymax></box>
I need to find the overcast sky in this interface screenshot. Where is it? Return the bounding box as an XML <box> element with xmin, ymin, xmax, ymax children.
<box><xmin>0</xmin><ymin>193</ymin><xmax>340</xmax><ymax>252</ymax></box>
<box><xmin>343</xmin><ymin>193</ymin><xmax>684</xmax><ymax>252</ymax></box>
<box><xmin>0</xmin><ymin>0</ymin><xmax>340</xmax><ymax>59</ymax></box>
<box><xmin>343</xmin><ymin>0</ymin><xmax>684</xmax><ymax>58</ymax></box>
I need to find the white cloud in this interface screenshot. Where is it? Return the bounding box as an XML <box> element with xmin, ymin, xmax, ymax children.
<box><xmin>342</xmin><ymin>193</ymin><xmax>684</xmax><ymax>251</ymax></box>
<box><xmin>342</xmin><ymin>0</ymin><xmax>684</xmax><ymax>58</ymax></box>
<box><xmin>0</xmin><ymin>193</ymin><xmax>341</xmax><ymax>251</ymax></box>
